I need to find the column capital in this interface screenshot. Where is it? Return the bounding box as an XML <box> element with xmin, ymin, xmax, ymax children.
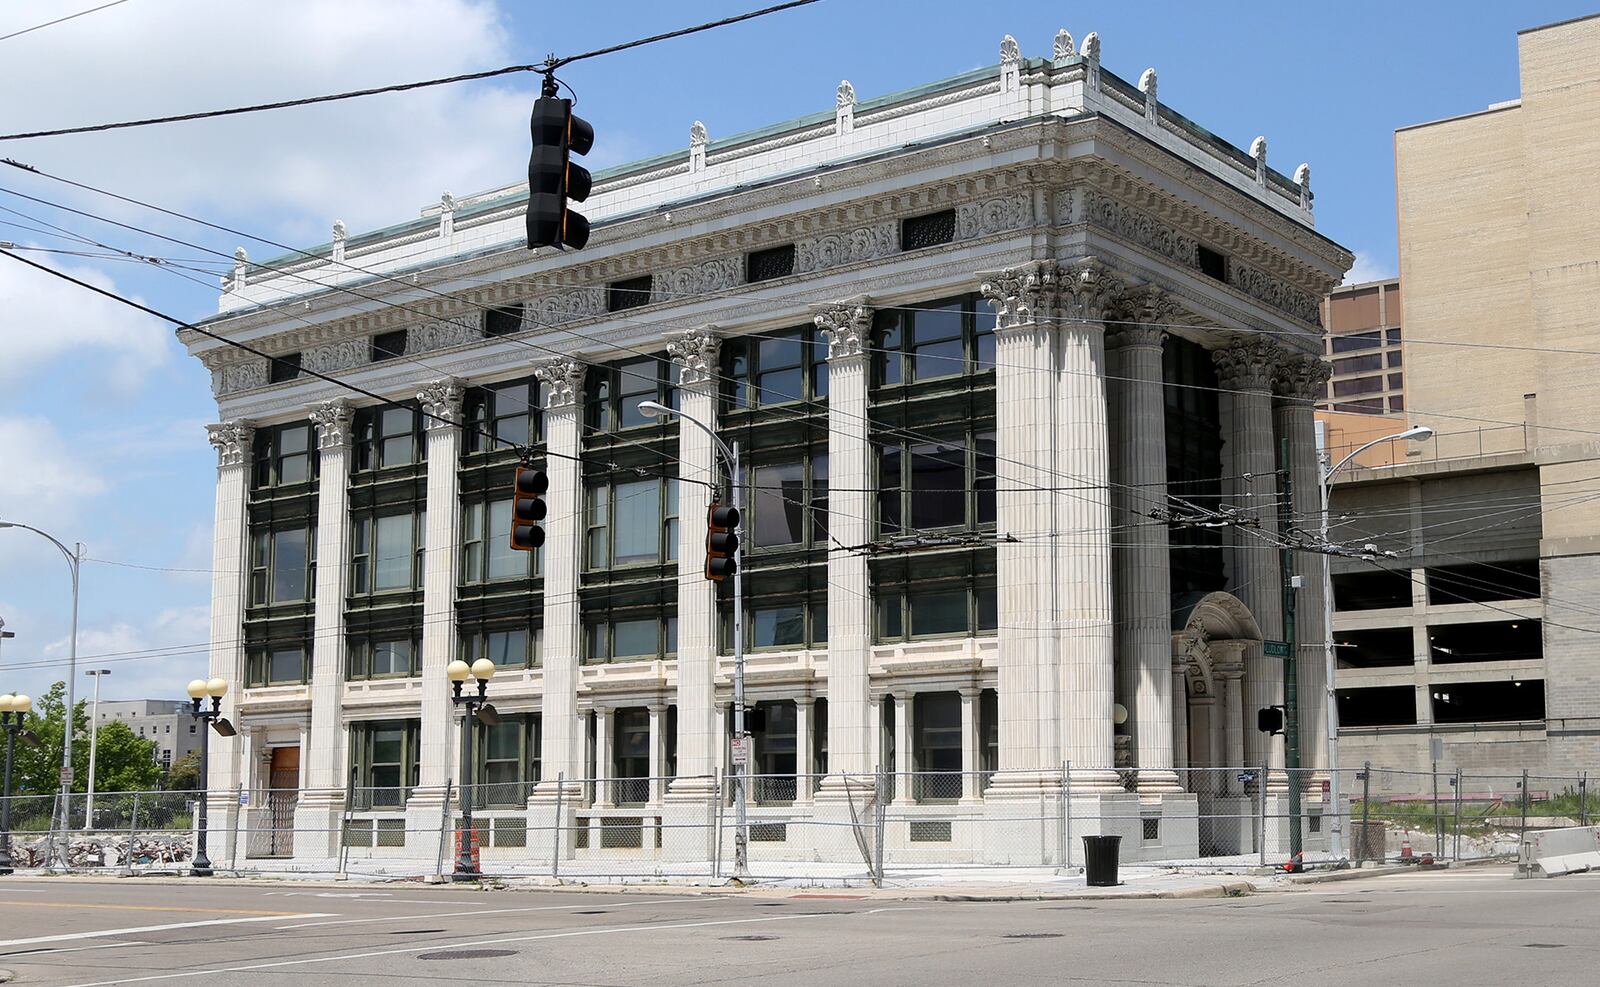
<box><xmin>1211</xmin><ymin>335</ymin><xmax>1283</xmax><ymax>391</ymax></box>
<box><xmin>1057</xmin><ymin>260</ymin><xmax>1126</xmax><ymax>323</ymax></box>
<box><xmin>1110</xmin><ymin>283</ymin><xmax>1181</xmax><ymax>333</ymax></box>
<box><xmin>309</xmin><ymin>397</ymin><xmax>354</xmax><ymax>450</ymax></box>
<box><xmin>534</xmin><ymin>357</ymin><xmax>586</xmax><ymax>410</ymax></box>
<box><xmin>811</xmin><ymin>295</ymin><xmax>873</xmax><ymax>362</ymax></box>
<box><xmin>1272</xmin><ymin>353</ymin><xmax>1332</xmax><ymax>403</ymax></box>
<box><xmin>665</xmin><ymin>325</ymin><xmax>721</xmax><ymax>390</ymax></box>
<box><xmin>416</xmin><ymin>378</ymin><xmax>464</xmax><ymax>430</ymax></box>
<box><xmin>206</xmin><ymin>420</ymin><xmax>255</xmax><ymax>469</ymax></box>
<box><xmin>979</xmin><ymin>261</ymin><xmax>1059</xmax><ymax>332</ymax></box>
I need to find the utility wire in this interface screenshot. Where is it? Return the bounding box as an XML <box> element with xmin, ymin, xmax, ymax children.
<box><xmin>0</xmin><ymin>0</ymin><xmax>130</xmax><ymax>44</ymax></box>
<box><xmin>0</xmin><ymin>0</ymin><xmax>822</xmax><ymax>142</ymax></box>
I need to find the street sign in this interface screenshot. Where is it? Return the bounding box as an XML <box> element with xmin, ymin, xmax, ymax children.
<box><xmin>59</xmin><ymin>766</ymin><xmax>73</xmax><ymax>786</ymax></box>
<box><xmin>1321</xmin><ymin>779</ymin><xmax>1331</xmax><ymax>796</ymax></box>
<box><xmin>1237</xmin><ymin>771</ymin><xmax>1256</xmax><ymax>784</ymax></box>
<box><xmin>1430</xmin><ymin>737</ymin><xmax>1444</xmax><ymax>763</ymax></box>
<box><xmin>238</xmin><ymin>791</ymin><xmax>250</xmax><ymax>806</ymax></box>
<box><xmin>730</xmin><ymin>735</ymin><xmax>750</xmax><ymax>767</ymax></box>
<box><xmin>1263</xmin><ymin>640</ymin><xmax>1292</xmax><ymax>658</ymax></box>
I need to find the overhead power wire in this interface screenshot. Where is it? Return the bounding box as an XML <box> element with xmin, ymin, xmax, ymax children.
<box><xmin>0</xmin><ymin>0</ymin><xmax>823</xmax><ymax>142</ymax></box>
<box><xmin>0</xmin><ymin>0</ymin><xmax>130</xmax><ymax>44</ymax></box>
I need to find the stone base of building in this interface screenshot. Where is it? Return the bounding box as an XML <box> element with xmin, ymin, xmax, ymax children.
<box><xmin>291</xmin><ymin>793</ymin><xmax>344</xmax><ymax>866</ymax></box>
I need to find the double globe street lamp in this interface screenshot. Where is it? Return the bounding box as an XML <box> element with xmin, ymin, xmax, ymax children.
<box><xmin>184</xmin><ymin>677</ymin><xmax>235</xmax><ymax>877</ymax></box>
<box><xmin>0</xmin><ymin>693</ymin><xmax>34</xmax><ymax>876</ymax></box>
<box><xmin>447</xmin><ymin>657</ymin><xmax>497</xmax><ymax>882</ymax></box>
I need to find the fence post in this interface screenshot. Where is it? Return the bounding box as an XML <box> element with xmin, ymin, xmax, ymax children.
<box><xmin>434</xmin><ymin>780</ymin><xmax>453</xmax><ymax>883</ymax></box>
<box><xmin>1453</xmin><ymin>768</ymin><xmax>1463</xmax><ymax>862</ymax></box>
<box><xmin>1432</xmin><ymin>759</ymin><xmax>1442</xmax><ymax>858</ymax></box>
<box><xmin>1580</xmin><ymin>772</ymin><xmax>1589</xmax><ymax>828</ymax></box>
<box><xmin>873</xmin><ymin>764</ymin><xmax>887</xmax><ymax>888</ymax></box>
<box><xmin>1520</xmin><ymin>768</ymin><xmax>1530</xmax><ymax>837</ymax></box>
<box><xmin>1062</xmin><ymin>762</ymin><xmax>1073</xmax><ymax>870</ymax></box>
<box><xmin>552</xmin><ymin>772</ymin><xmax>564</xmax><ymax>884</ymax></box>
<box><xmin>713</xmin><ymin>772</ymin><xmax>725</xmax><ymax>881</ymax></box>
<box><xmin>229</xmin><ymin>784</ymin><xmax>242</xmax><ymax>874</ymax></box>
<box><xmin>1360</xmin><ymin>760</ymin><xmax>1371</xmax><ymax>861</ymax></box>
<box><xmin>1257</xmin><ymin>761</ymin><xmax>1268</xmax><ymax>868</ymax></box>
<box><xmin>123</xmin><ymin>791</ymin><xmax>141</xmax><ymax>876</ymax></box>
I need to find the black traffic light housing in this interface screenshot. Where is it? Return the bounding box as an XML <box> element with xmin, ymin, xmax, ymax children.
<box><xmin>706</xmin><ymin>503</ymin><xmax>739</xmax><ymax>582</ymax></box>
<box><xmin>526</xmin><ymin>77</ymin><xmax>593</xmax><ymax>251</ymax></box>
<box><xmin>1257</xmin><ymin>706</ymin><xmax>1285</xmax><ymax>736</ymax></box>
<box><xmin>511</xmin><ymin>466</ymin><xmax>548</xmax><ymax>552</ymax></box>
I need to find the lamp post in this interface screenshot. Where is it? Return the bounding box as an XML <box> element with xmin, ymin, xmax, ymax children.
<box><xmin>84</xmin><ymin>669</ymin><xmax>111</xmax><ymax>827</ymax></box>
<box><xmin>184</xmin><ymin>676</ymin><xmax>230</xmax><ymax>877</ymax></box>
<box><xmin>1319</xmin><ymin>423</ymin><xmax>1433</xmax><ymax>861</ymax></box>
<box><xmin>0</xmin><ymin>522</ymin><xmax>82</xmax><ymax>849</ymax></box>
<box><xmin>0</xmin><ymin>693</ymin><xmax>33</xmax><ymax>876</ymax></box>
<box><xmin>637</xmin><ymin>399</ymin><xmax>751</xmax><ymax>884</ymax></box>
<box><xmin>448</xmin><ymin>657</ymin><xmax>496</xmax><ymax>882</ymax></box>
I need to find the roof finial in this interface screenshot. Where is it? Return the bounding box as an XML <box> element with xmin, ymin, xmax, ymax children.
<box><xmin>1053</xmin><ymin>29</ymin><xmax>1075</xmax><ymax>60</ymax></box>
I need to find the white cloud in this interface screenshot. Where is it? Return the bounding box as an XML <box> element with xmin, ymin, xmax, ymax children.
<box><xmin>35</xmin><ymin>606</ymin><xmax>211</xmax><ymax>703</ymax></box>
<box><xmin>1342</xmin><ymin>249</ymin><xmax>1395</xmax><ymax>286</ymax></box>
<box><xmin>0</xmin><ymin>255</ymin><xmax>170</xmax><ymax>393</ymax></box>
<box><xmin>0</xmin><ymin>415</ymin><xmax>106</xmax><ymax>508</ymax></box>
<box><xmin>5</xmin><ymin>0</ymin><xmax>535</xmax><ymax>240</ymax></box>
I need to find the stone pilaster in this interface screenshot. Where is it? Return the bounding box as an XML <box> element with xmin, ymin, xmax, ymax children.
<box><xmin>204</xmin><ymin>421</ymin><xmax>253</xmax><ymax>831</ymax></box>
<box><xmin>1170</xmin><ymin>642</ymin><xmax>1191</xmax><ymax>774</ymax></box>
<box><xmin>1107</xmin><ymin>285</ymin><xmax>1180</xmax><ymax>794</ymax></box>
<box><xmin>1212</xmin><ymin>338</ymin><xmax>1286</xmax><ymax>789</ymax></box>
<box><xmin>665</xmin><ymin>327</ymin><xmax>721</xmax><ymax>801</ymax></box>
<box><xmin>296</xmin><ymin>399</ymin><xmax>353</xmax><ymax>860</ymax></box>
<box><xmin>1214</xmin><ymin>650</ymin><xmax>1247</xmax><ymax>793</ymax></box>
<box><xmin>960</xmin><ymin>688</ymin><xmax>981</xmax><ymax>803</ymax></box>
<box><xmin>1055</xmin><ymin>261</ymin><xmax>1123</xmax><ymax>794</ymax></box>
<box><xmin>813</xmin><ymin>298</ymin><xmax>875</xmax><ymax>798</ymax></box>
<box><xmin>415</xmin><ymin>380</ymin><xmax>463</xmax><ymax>803</ymax></box>
<box><xmin>1274</xmin><ymin>355</ymin><xmax>1333</xmax><ymax>774</ymax></box>
<box><xmin>533</xmin><ymin>358</ymin><xmax>587</xmax><ymax>801</ymax></box>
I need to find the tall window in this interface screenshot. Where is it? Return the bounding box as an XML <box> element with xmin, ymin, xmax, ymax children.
<box><xmin>252</xmin><ymin>423</ymin><xmax>316</xmax><ymax>489</ymax></box>
<box><xmin>249</xmin><ymin>525</ymin><xmax>315</xmax><ymax>605</ymax></box>
<box><xmin>246</xmin><ymin>641</ymin><xmax>310</xmax><ymax>687</ymax></box>
<box><xmin>878</xmin><ymin>431</ymin><xmax>996</xmax><ymax>536</ymax></box>
<box><xmin>873</xmin><ymin>296</ymin><xmax>995</xmax><ymax>386</ymax></box>
<box><xmin>354</xmin><ymin>404</ymin><xmax>423</xmax><ymax>471</ymax></box>
<box><xmin>347</xmin><ymin>633</ymin><xmax>420</xmax><ymax>680</ymax></box>
<box><xmin>612</xmin><ymin>708</ymin><xmax>651</xmax><ymax>805</ymax></box>
<box><xmin>351</xmin><ymin>510</ymin><xmax>426</xmax><ymax>595</ymax></box>
<box><xmin>459</xmin><ymin>624</ymin><xmax>542</xmax><ymax>670</ymax></box>
<box><xmin>752</xmin><ymin>700</ymin><xmax>798</xmax><ymax>804</ymax></box>
<box><xmin>876</xmin><ymin>580</ymin><xmax>997</xmax><ymax>643</ymax></box>
<box><xmin>722</xmin><ymin>326</ymin><xmax>828</xmax><ymax>410</ymax></box>
<box><xmin>586</xmin><ymin>356</ymin><xmax>674</xmax><ymax>433</ymax></box>
<box><xmin>584</xmin><ymin>612</ymin><xmax>677</xmax><ymax>663</ymax></box>
<box><xmin>463</xmin><ymin>377</ymin><xmax>543</xmax><ymax>452</ymax></box>
<box><xmin>748</xmin><ymin>454</ymin><xmax>828</xmax><ymax>549</ymax></box>
<box><xmin>477</xmin><ymin>714</ymin><xmax>540</xmax><ymax>807</ymax></box>
<box><xmin>585</xmin><ymin>477</ymin><xmax>678</xmax><ymax>570</ymax></box>
<box><xmin>462</xmin><ymin>497</ymin><xmax>540</xmax><ymax>582</ymax></box>
<box><xmin>913</xmin><ymin>692</ymin><xmax>963</xmax><ymax>802</ymax></box>
<box><xmin>350</xmin><ymin>720</ymin><xmax>419</xmax><ymax>808</ymax></box>
<box><xmin>732</xmin><ymin>599</ymin><xmax>828</xmax><ymax>651</ymax></box>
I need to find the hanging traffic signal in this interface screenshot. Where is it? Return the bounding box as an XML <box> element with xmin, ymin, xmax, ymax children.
<box><xmin>706</xmin><ymin>503</ymin><xmax>740</xmax><ymax>582</ymax></box>
<box><xmin>510</xmin><ymin>466</ymin><xmax>548</xmax><ymax>552</ymax></box>
<box><xmin>526</xmin><ymin>79</ymin><xmax>593</xmax><ymax>251</ymax></box>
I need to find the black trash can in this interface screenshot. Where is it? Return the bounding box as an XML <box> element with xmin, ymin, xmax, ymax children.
<box><xmin>1082</xmin><ymin>835</ymin><xmax>1122</xmax><ymax>887</ymax></box>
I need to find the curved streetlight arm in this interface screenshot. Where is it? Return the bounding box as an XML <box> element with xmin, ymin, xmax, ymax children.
<box><xmin>1324</xmin><ymin>426</ymin><xmax>1434</xmax><ymax>484</ymax></box>
<box><xmin>0</xmin><ymin>521</ymin><xmax>80</xmax><ymax>584</ymax></box>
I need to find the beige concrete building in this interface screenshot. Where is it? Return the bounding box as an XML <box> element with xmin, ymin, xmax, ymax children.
<box><xmin>1328</xmin><ymin>13</ymin><xmax>1600</xmax><ymax>780</ymax></box>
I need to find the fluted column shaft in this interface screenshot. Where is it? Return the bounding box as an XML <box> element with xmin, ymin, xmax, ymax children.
<box><xmin>1213</xmin><ymin>340</ymin><xmax>1285</xmax><ymax>788</ymax></box>
<box><xmin>306</xmin><ymin>400</ymin><xmax>353</xmax><ymax>797</ymax></box>
<box><xmin>1108</xmin><ymin>300</ymin><xmax>1179</xmax><ymax>794</ymax></box>
<box><xmin>667</xmin><ymin>328</ymin><xmax>720</xmax><ymax>797</ymax></box>
<box><xmin>417</xmin><ymin>380</ymin><xmax>463</xmax><ymax>793</ymax></box>
<box><xmin>205</xmin><ymin>422</ymin><xmax>254</xmax><ymax>800</ymax></box>
<box><xmin>815</xmin><ymin>300</ymin><xmax>874</xmax><ymax>792</ymax></box>
<box><xmin>534</xmin><ymin>360</ymin><xmax>586</xmax><ymax>798</ymax></box>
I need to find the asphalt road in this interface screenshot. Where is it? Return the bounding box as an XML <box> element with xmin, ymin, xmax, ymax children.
<box><xmin>0</xmin><ymin>868</ymin><xmax>1596</xmax><ymax>986</ymax></box>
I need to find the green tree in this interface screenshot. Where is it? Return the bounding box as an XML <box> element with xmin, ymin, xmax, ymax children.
<box><xmin>165</xmin><ymin>749</ymin><xmax>201</xmax><ymax>792</ymax></box>
<box><xmin>9</xmin><ymin>681</ymin><xmax>161</xmax><ymax>797</ymax></box>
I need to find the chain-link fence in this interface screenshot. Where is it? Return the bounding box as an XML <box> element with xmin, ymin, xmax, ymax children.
<box><xmin>4</xmin><ymin>764</ymin><xmax>1590</xmax><ymax>882</ymax></box>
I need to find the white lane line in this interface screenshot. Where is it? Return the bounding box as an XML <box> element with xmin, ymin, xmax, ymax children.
<box><xmin>1</xmin><ymin>941</ymin><xmax>150</xmax><ymax>958</ymax></box>
<box><xmin>60</xmin><ymin>907</ymin><xmax>897</xmax><ymax>987</ymax></box>
<box><xmin>0</xmin><ymin>914</ymin><xmax>336</xmax><ymax>950</ymax></box>
<box><xmin>273</xmin><ymin>895</ymin><xmax>701</xmax><ymax>930</ymax></box>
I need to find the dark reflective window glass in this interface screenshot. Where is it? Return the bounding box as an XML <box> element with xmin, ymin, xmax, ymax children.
<box><xmin>909</xmin><ymin>442</ymin><xmax>965</xmax><ymax>529</ymax></box>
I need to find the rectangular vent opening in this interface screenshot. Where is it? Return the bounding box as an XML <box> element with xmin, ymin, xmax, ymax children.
<box><xmin>746</xmin><ymin>244</ymin><xmax>796</xmax><ymax>283</ymax></box>
<box><xmin>607</xmin><ymin>275</ymin><xmax>654</xmax><ymax>312</ymax></box>
<box><xmin>901</xmin><ymin>210</ymin><xmax>956</xmax><ymax>251</ymax></box>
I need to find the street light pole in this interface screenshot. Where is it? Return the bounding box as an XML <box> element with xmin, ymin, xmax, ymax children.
<box><xmin>85</xmin><ymin>669</ymin><xmax>111</xmax><ymax>827</ymax></box>
<box><xmin>1318</xmin><ymin>423</ymin><xmax>1433</xmax><ymax>863</ymax></box>
<box><xmin>184</xmin><ymin>676</ymin><xmax>230</xmax><ymax>877</ymax></box>
<box><xmin>447</xmin><ymin>657</ymin><xmax>496</xmax><ymax>881</ymax></box>
<box><xmin>0</xmin><ymin>693</ymin><xmax>33</xmax><ymax>876</ymax></box>
<box><xmin>637</xmin><ymin>400</ymin><xmax>750</xmax><ymax>883</ymax></box>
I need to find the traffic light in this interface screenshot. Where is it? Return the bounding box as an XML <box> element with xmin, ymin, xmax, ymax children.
<box><xmin>1257</xmin><ymin>706</ymin><xmax>1284</xmax><ymax>736</ymax></box>
<box><xmin>526</xmin><ymin>84</ymin><xmax>593</xmax><ymax>251</ymax></box>
<box><xmin>706</xmin><ymin>503</ymin><xmax>740</xmax><ymax>582</ymax></box>
<box><xmin>510</xmin><ymin>466</ymin><xmax>548</xmax><ymax>552</ymax></box>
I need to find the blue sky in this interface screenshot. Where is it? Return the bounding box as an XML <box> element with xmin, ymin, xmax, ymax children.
<box><xmin>0</xmin><ymin>0</ymin><xmax>1591</xmax><ymax>706</ymax></box>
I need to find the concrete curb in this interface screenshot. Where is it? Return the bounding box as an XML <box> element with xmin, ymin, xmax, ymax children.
<box><xmin>916</xmin><ymin>881</ymin><xmax>1256</xmax><ymax>902</ymax></box>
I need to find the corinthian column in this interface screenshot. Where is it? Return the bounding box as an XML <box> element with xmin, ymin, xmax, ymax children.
<box><xmin>1054</xmin><ymin>261</ymin><xmax>1122</xmax><ymax>794</ymax></box>
<box><xmin>1212</xmin><ymin>338</ymin><xmax>1285</xmax><ymax>787</ymax></box>
<box><xmin>533</xmin><ymin>359</ymin><xmax>587</xmax><ymax>801</ymax></box>
<box><xmin>665</xmin><ymin>326</ymin><xmax>721</xmax><ymax>799</ymax></box>
<box><xmin>1107</xmin><ymin>286</ymin><xmax>1180</xmax><ymax>794</ymax></box>
<box><xmin>1274</xmin><ymin>354</ymin><xmax>1333</xmax><ymax>774</ymax></box>
<box><xmin>204</xmin><ymin>421</ymin><xmax>253</xmax><ymax>829</ymax></box>
<box><xmin>416</xmin><ymin>379</ymin><xmax>463</xmax><ymax>799</ymax></box>
<box><xmin>297</xmin><ymin>399</ymin><xmax>352</xmax><ymax>857</ymax></box>
<box><xmin>980</xmin><ymin>263</ymin><xmax>1062</xmax><ymax>796</ymax></box>
<box><xmin>813</xmin><ymin>298</ymin><xmax>875</xmax><ymax>797</ymax></box>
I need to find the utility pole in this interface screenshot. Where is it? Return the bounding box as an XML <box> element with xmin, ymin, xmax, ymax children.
<box><xmin>84</xmin><ymin>669</ymin><xmax>111</xmax><ymax>827</ymax></box>
<box><xmin>1277</xmin><ymin>438</ymin><xmax>1303</xmax><ymax>871</ymax></box>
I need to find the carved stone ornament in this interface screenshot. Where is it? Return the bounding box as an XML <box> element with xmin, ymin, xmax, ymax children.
<box><xmin>836</xmin><ymin>79</ymin><xmax>856</xmax><ymax>108</ymax></box>
<box><xmin>812</xmin><ymin>297</ymin><xmax>874</xmax><ymax>361</ymax></box>
<box><xmin>332</xmin><ymin>220</ymin><xmax>347</xmax><ymax>242</ymax></box>
<box><xmin>1081</xmin><ymin>31</ymin><xmax>1101</xmax><ymax>61</ymax></box>
<box><xmin>658</xmin><ymin>256</ymin><xmax>741</xmax><ymax>298</ymax></box>
<box><xmin>216</xmin><ymin>360</ymin><xmax>268</xmax><ymax>396</ymax></box>
<box><xmin>1057</xmin><ymin>260</ymin><xmax>1125</xmax><ymax>322</ymax></box>
<box><xmin>303</xmin><ymin>338</ymin><xmax>368</xmax><ymax>375</ymax></box>
<box><xmin>666</xmin><ymin>326</ymin><xmax>721</xmax><ymax>388</ymax></box>
<box><xmin>1273</xmin><ymin>354</ymin><xmax>1332</xmax><ymax>402</ymax></box>
<box><xmin>206</xmin><ymin>420</ymin><xmax>255</xmax><ymax>469</ymax></box>
<box><xmin>1073</xmin><ymin>190</ymin><xmax>1198</xmax><ymax>270</ymax></box>
<box><xmin>1139</xmin><ymin>67</ymin><xmax>1157</xmax><ymax>97</ymax></box>
<box><xmin>979</xmin><ymin>261</ymin><xmax>1061</xmax><ymax>332</ymax></box>
<box><xmin>956</xmin><ymin>193</ymin><xmax>1031</xmax><ymax>240</ymax></box>
<box><xmin>690</xmin><ymin>120</ymin><xmax>709</xmax><ymax>147</ymax></box>
<box><xmin>417</xmin><ymin>378</ymin><xmax>464</xmax><ymax>430</ymax></box>
<box><xmin>1053</xmin><ymin>29</ymin><xmax>1075</xmax><ymax>60</ymax></box>
<box><xmin>407</xmin><ymin>317</ymin><xmax>482</xmax><ymax>353</ymax></box>
<box><xmin>1211</xmin><ymin>336</ymin><xmax>1282</xmax><ymax>391</ymax></box>
<box><xmin>999</xmin><ymin>34</ymin><xmax>1021</xmax><ymax>65</ymax></box>
<box><xmin>535</xmin><ymin>358</ymin><xmax>586</xmax><ymax>410</ymax></box>
<box><xmin>1230</xmin><ymin>263</ymin><xmax>1321</xmax><ymax>324</ymax></box>
<box><xmin>309</xmin><ymin>397</ymin><xmax>354</xmax><ymax>450</ymax></box>
<box><xmin>534</xmin><ymin>286</ymin><xmax>606</xmax><ymax>327</ymax></box>
<box><xmin>1113</xmin><ymin>283</ymin><xmax>1181</xmax><ymax>328</ymax></box>
<box><xmin>793</xmin><ymin>222</ymin><xmax>896</xmax><ymax>274</ymax></box>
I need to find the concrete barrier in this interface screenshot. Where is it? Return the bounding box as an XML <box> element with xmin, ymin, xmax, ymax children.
<box><xmin>1516</xmin><ymin>826</ymin><xmax>1600</xmax><ymax>878</ymax></box>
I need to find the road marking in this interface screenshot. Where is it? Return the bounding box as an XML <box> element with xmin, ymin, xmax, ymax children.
<box><xmin>59</xmin><ymin>908</ymin><xmax>896</xmax><ymax>986</ymax></box>
<box><xmin>0</xmin><ymin>913</ymin><xmax>335</xmax><ymax>950</ymax></box>
<box><xmin>0</xmin><ymin>901</ymin><xmax>311</xmax><ymax>916</ymax></box>
<box><xmin>0</xmin><ymin>940</ymin><xmax>150</xmax><ymax>958</ymax></box>
<box><xmin>273</xmin><ymin>895</ymin><xmax>697</xmax><ymax>930</ymax></box>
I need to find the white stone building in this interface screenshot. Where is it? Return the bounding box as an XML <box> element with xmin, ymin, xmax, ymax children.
<box><xmin>185</xmin><ymin>31</ymin><xmax>1351</xmax><ymax>868</ymax></box>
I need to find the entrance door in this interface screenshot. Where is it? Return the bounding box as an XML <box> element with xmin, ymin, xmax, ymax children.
<box><xmin>266</xmin><ymin>746</ymin><xmax>299</xmax><ymax>857</ymax></box>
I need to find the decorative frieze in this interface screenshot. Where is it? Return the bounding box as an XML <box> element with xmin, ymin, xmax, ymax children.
<box><xmin>793</xmin><ymin>222</ymin><xmax>897</xmax><ymax>274</ymax></box>
<box><xmin>303</xmin><ymin>338</ymin><xmax>368</xmax><ymax>376</ymax></box>
<box><xmin>654</xmin><ymin>256</ymin><xmax>741</xmax><ymax>299</ymax></box>
<box><xmin>666</xmin><ymin>326</ymin><xmax>721</xmax><ymax>388</ymax></box>
<box><xmin>206</xmin><ymin>420</ymin><xmax>255</xmax><ymax>468</ymax></box>
<box><xmin>1211</xmin><ymin>336</ymin><xmax>1282</xmax><ymax>391</ymax></box>
<box><xmin>956</xmin><ymin>193</ymin><xmax>1033</xmax><ymax>241</ymax></box>
<box><xmin>812</xmin><ymin>297</ymin><xmax>874</xmax><ymax>360</ymax></box>
<box><xmin>216</xmin><ymin>360</ymin><xmax>268</xmax><ymax>396</ymax></box>
<box><xmin>417</xmin><ymin>378</ymin><xmax>464</xmax><ymax>430</ymax></box>
<box><xmin>1075</xmin><ymin>189</ymin><xmax>1199</xmax><ymax>270</ymax></box>
<box><xmin>1229</xmin><ymin>261</ymin><xmax>1321</xmax><ymax>325</ymax></box>
<box><xmin>407</xmin><ymin>317</ymin><xmax>481</xmax><ymax>353</ymax></box>
<box><xmin>309</xmin><ymin>398</ymin><xmax>354</xmax><ymax>449</ymax></box>
<box><xmin>535</xmin><ymin>358</ymin><xmax>586</xmax><ymax>409</ymax></box>
<box><xmin>533</xmin><ymin>287</ymin><xmax>606</xmax><ymax>327</ymax></box>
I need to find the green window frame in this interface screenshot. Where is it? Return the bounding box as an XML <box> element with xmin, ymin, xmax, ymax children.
<box><xmin>459</xmin><ymin>623</ymin><xmax>542</xmax><ymax>670</ymax></box>
<box><xmin>349</xmin><ymin>719</ymin><xmax>420</xmax><ymax>809</ymax></box>
<box><xmin>252</xmin><ymin>422</ymin><xmax>316</xmax><ymax>490</ymax></box>
<box><xmin>347</xmin><ymin>632</ymin><xmax>420</xmax><ymax>680</ymax></box>
<box><xmin>350</xmin><ymin>509</ymin><xmax>426</xmax><ymax>595</ymax></box>
<box><xmin>583</xmin><ymin>612</ymin><xmax>678</xmax><ymax>664</ymax></box>
<box><xmin>249</xmin><ymin>524</ymin><xmax>316</xmax><ymax>606</ymax></box>
<box><xmin>876</xmin><ymin>429</ymin><xmax>996</xmax><ymax>537</ymax></box>
<box><xmin>245</xmin><ymin>640</ymin><xmax>311</xmax><ymax>688</ymax></box>
<box><xmin>872</xmin><ymin>295</ymin><xmax>996</xmax><ymax>387</ymax></box>
<box><xmin>586</xmin><ymin>355</ymin><xmax>675</xmax><ymax>433</ymax></box>
<box><xmin>746</xmin><ymin>454</ymin><xmax>828</xmax><ymax>551</ymax></box>
<box><xmin>476</xmin><ymin>713</ymin><xmax>541</xmax><ymax>807</ymax></box>
<box><xmin>721</xmin><ymin>325</ymin><xmax>829</xmax><ymax>410</ymax></box>
<box><xmin>584</xmin><ymin>477</ymin><xmax>678</xmax><ymax>571</ymax></box>
<box><xmin>876</xmin><ymin>580</ymin><xmax>998</xmax><ymax>644</ymax></box>
<box><xmin>354</xmin><ymin>403</ymin><xmax>424</xmax><ymax>471</ymax></box>
<box><xmin>461</xmin><ymin>496</ymin><xmax>542</xmax><ymax>583</ymax></box>
<box><xmin>463</xmin><ymin>377</ymin><xmax>544</xmax><ymax>452</ymax></box>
